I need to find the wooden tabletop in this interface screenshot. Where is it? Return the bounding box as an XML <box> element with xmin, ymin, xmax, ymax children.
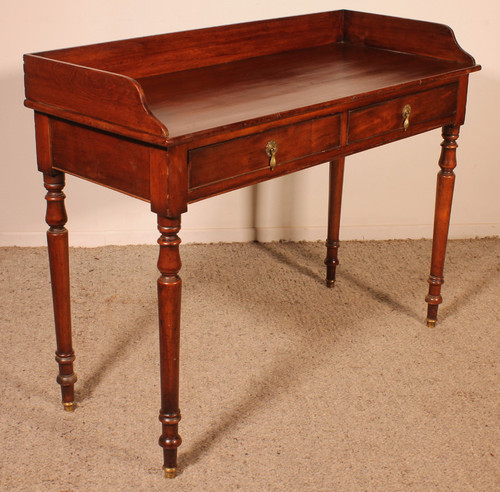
<box><xmin>138</xmin><ymin>43</ymin><xmax>473</xmax><ymax>141</ymax></box>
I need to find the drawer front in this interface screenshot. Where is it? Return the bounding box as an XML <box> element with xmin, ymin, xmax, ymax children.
<box><xmin>189</xmin><ymin>114</ymin><xmax>341</xmax><ymax>191</ymax></box>
<box><xmin>348</xmin><ymin>84</ymin><xmax>458</xmax><ymax>144</ymax></box>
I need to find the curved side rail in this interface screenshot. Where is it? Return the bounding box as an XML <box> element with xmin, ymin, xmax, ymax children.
<box><xmin>24</xmin><ymin>54</ymin><xmax>169</xmax><ymax>145</ymax></box>
<box><xmin>343</xmin><ymin>10</ymin><xmax>479</xmax><ymax>67</ymax></box>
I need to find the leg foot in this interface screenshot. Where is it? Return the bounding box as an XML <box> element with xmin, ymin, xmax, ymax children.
<box><xmin>163</xmin><ymin>466</ymin><xmax>177</xmax><ymax>479</ymax></box>
<box><xmin>63</xmin><ymin>401</ymin><xmax>75</xmax><ymax>412</ymax></box>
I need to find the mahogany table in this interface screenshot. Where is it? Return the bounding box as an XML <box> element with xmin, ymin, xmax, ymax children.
<box><xmin>24</xmin><ymin>10</ymin><xmax>480</xmax><ymax>477</ymax></box>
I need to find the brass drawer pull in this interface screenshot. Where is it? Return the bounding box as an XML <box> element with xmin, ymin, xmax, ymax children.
<box><xmin>402</xmin><ymin>104</ymin><xmax>411</xmax><ymax>131</ymax></box>
<box><xmin>265</xmin><ymin>140</ymin><xmax>278</xmax><ymax>170</ymax></box>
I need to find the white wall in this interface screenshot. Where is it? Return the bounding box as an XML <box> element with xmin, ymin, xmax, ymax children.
<box><xmin>2</xmin><ymin>0</ymin><xmax>498</xmax><ymax>246</ymax></box>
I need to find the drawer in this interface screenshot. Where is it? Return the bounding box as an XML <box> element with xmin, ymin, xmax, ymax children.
<box><xmin>347</xmin><ymin>84</ymin><xmax>458</xmax><ymax>144</ymax></box>
<box><xmin>189</xmin><ymin>114</ymin><xmax>341</xmax><ymax>191</ymax></box>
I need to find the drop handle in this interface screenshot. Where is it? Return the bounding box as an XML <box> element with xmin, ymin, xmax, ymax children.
<box><xmin>402</xmin><ymin>104</ymin><xmax>412</xmax><ymax>131</ymax></box>
<box><xmin>265</xmin><ymin>140</ymin><xmax>278</xmax><ymax>171</ymax></box>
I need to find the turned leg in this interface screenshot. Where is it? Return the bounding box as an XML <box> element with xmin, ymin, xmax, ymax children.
<box><xmin>43</xmin><ymin>171</ymin><xmax>77</xmax><ymax>411</ymax></box>
<box><xmin>425</xmin><ymin>125</ymin><xmax>460</xmax><ymax>328</ymax></box>
<box><xmin>325</xmin><ymin>157</ymin><xmax>346</xmax><ymax>287</ymax></box>
<box><xmin>157</xmin><ymin>216</ymin><xmax>183</xmax><ymax>478</ymax></box>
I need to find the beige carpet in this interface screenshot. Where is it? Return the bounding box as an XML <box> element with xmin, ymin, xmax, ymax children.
<box><xmin>1</xmin><ymin>238</ymin><xmax>499</xmax><ymax>491</ymax></box>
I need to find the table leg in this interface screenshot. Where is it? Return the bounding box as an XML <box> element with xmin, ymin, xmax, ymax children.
<box><xmin>157</xmin><ymin>216</ymin><xmax>183</xmax><ymax>478</ymax></box>
<box><xmin>43</xmin><ymin>171</ymin><xmax>77</xmax><ymax>411</ymax></box>
<box><xmin>425</xmin><ymin>125</ymin><xmax>460</xmax><ymax>328</ymax></box>
<box><xmin>325</xmin><ymin>158</ymin><xmax>345</xmax><ymax>287</ymax></box>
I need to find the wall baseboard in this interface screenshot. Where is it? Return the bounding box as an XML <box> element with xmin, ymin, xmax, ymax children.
<box><xmin>1</xmin><ymin>223</ymin><xmax>498</xmax><ymax>247</ymax></box>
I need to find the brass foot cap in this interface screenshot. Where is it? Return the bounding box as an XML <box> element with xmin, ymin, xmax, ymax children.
<box><xmin>326</xmin><ymin>279</ymin><xmax>335</xmax><ymax>288</ymax></box>
<box><xmin>426</xmin><ymin>318</ymin><xmax>436</xmax><ymax>329</ymax></box>
<box><xmin>163</xmin><ymin>467</ymin><xmax>176</xmax><ymax>479</ymax></box>
<box><xmin>63</xmin><ymin>402</ymin><xmax>75</xmax><ymax>412</ymax></box>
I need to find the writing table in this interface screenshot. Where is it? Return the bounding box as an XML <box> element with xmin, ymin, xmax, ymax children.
<box><xmin>24</xmin><ymin>10</ymin><xmax>480</xmax><ymax>477</ymax></box>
